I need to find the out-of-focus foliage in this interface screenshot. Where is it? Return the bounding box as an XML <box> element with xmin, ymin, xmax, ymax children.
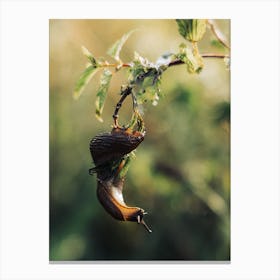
<box><xmin>107</xmin><ymin>29</ymin><xmax>136</xmax><ymax>62</ymax></box>
<box><xmin>50</xmin><ymin>19</ymin><xmax>230</xmax><ymax>261</ymax></box>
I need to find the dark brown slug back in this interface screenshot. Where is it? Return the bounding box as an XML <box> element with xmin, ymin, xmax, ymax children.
<box><xmin>90</xmin><ymin>127</ymin><xmax>145</xmax><ymax>166</ymax></box>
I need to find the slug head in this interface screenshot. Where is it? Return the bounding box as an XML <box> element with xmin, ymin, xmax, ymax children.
<box><xmin>96</xmin><ymin>177</ymin><xmax>152</xmax><ymax>233</ymax></box>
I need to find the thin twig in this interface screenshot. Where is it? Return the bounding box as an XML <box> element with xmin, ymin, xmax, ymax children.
<box><xmin>112</xmin><ymin>86</ymin><xmax>132</xmax><ymax>128</ymax></box>
<box><xmin>168</xmin><ymin>53</ymin><xmax>229</xmax><ymax>67</ymax></box>
<box><xmin>99</xmin><ymin>53</ymin><xmax>229</xmax><ymax>70</ymax></box>
<box><xmin>201</xmin><ymin>53</ymin><xmax>230</xmax><ymax>58</ymax></box>
<box><xmin>207</xmin><ymin>19</ymin><xmax>230</xmax><ymax>50</ymax></box>
<box><xmin>99</xmin><ymin>63</ymin><xmax>131</xmax><ymax>68</ymax></box>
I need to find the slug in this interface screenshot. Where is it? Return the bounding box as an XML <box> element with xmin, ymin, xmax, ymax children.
<box><xmin>89</xmin><ymin>127</ymin><xmax>152</xmax><ymax>233</ymax></box>
<box><xmin>96</xmin><ymin>176</ymin><xmax>152</xmax><ymax>233</ymax></box>
<box><xmin>90</xmin><ymin>127</ymin><xmax>145</xmax><ymax>167</ymax></box>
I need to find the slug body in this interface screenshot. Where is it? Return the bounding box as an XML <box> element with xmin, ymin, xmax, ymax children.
<box><xmin>90</xmin><ymin>127</ymin><xmax>152</xmax><ymax>233</ymax></box>
<box><xmin>90</xmin><ymin>127</ymin><xmax>144</xmax><ymax>167</ymax></box>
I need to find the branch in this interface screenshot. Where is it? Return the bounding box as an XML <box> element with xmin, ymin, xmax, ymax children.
<box><xmin>168</xmin><ymin>53</ymin><xmax>230</xmax><ymax>67</ymax></box>
<box><xmin>201</xmin><ymin>53</ymin><xmax>230</xmax><ymax>58</ymax></box>
<box><xmin>99</xmin><ymin>63</ymin><xmax>131</xmax><ymax>69</ymax></box>
<box><xmin>112</xmin><ymin>86</ymin><xmax>132</xmax><ymax>127</ymax></box>
<box><xmin>207</xmin><ymin>19</ymin><xmax>230</xmax><ymax>50</ymax></box>
<box><xmin>97</xmin><ymin>53</ymin><xmax>230</xmax><ymax>70</ymax></box>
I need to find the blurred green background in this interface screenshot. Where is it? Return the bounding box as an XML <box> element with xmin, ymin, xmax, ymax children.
<box><xmin>49</xmin><ymin>19</ymin><xmax>230</xmax><ymax>261</ymax></box>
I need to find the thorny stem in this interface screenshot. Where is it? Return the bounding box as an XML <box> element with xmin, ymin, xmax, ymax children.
<box><xmin>207</xmin><ymin>19</ymin><xmax>230</xmax><ymax>50</ymax></box>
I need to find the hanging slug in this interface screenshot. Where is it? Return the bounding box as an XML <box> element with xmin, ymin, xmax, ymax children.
<box><xmin>89</xmin><ymin>127</ymin><xmax>152</xmax><ymax>233</ymax></box>
<box><xmin>96</xmin><ymin>176</ymin><xmax>152</xmax><ymax>233</ymax></box>
<box><xmin>90</xmin><ymin>127</ymin><xmax>145</xmax><ymax>167</ymax></box>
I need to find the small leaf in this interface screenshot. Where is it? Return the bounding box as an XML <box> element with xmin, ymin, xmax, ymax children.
<box><xmin>176</xmin><ymin>19</ymin><xmax>207</xmax><ymax>42</ymax></box>
<box><xmin>128</xmin><ymin>111</ymin><xmax>145</xmax><ymax>132</ymax></box>
<box><xmin>73</xmin><ymin>65</ymin><xmax>99</xmax><ymax>100</ymax></box>
<box><xmin>81</xmin><ymin>46</ymin><xmax>98</xmax><ymax>66</ymax></box>
<box><xmin>176</xmin><ymin>19</ymin><xmax>188</xmax><ymax>39</ymax></box>
<box><xmin>177</xmin><ymin>44</ymin><xmax>204</xmax><ymax>74</ymax></box>
<box><xmin>95</xmin><ymin>69</ymin><xmax>112</xmax><ymax>122</ymax></box>
<box><xmin>107</xmin><ymin>30</ymin><xmax>136</xmax><ymax>62</ymax></box>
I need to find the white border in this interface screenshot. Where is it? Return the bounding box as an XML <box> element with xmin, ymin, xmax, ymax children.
<box><xmin>1</xmin><ymin>1</ymin><xmax>279</xmax><ymax>279</ymax></box>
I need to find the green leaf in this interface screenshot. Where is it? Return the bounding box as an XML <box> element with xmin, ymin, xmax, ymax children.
<box><xmin>133</xmin><ymin>75</ymin><xmax>161</xmax><ymax>106</ymax></box>
<box><xmin>73</xmin><ymin>65</ymin><xmax>99</xmax><ymax>100</ymax></box>
<box><xmin>95</xmin><ymin>69</ymin><xmax>112</xmax><ymax>122</ymax></box>
<box><xmin>128</xmin><ymin>111</ymin><xmax>145</xmax><ymax>132</ymax></box>
<box><xmin>176</xmin><ymin>19</ymin><xmax>207</xmax><ymax>42</ymax></box>
<box><xmin>128</xmin><ymin>51</ymin><xmax>164</xmax><ymax>106</ymax></box>
<box><xmin>176</xmin><ymin>19</ymin><xmax>188</xmax><ymax>39</ymax></box>
<box><xmin>107</xmin><ymin>30</ymin><xmax>136</xmax><ymax>62</ymax></box>
<box><xmin>177</xmin><ymin>44</ymin><xmax>204</xmax><ymax>74</ymax></box>
<box><xmin>81</xmin><ymin>46</ymin><xmax>98</xmax><ymax>66</ymax></box>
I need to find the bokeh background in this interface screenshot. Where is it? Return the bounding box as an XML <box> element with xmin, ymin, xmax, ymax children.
<box><xmin>49</xmin><ymin>19</ymin><xmax>230</xmax><ymax>261</ymax></box>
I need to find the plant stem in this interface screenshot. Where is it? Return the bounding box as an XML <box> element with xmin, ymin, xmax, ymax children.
<box><xmin>207</xmin><ymin>19</ymin><xmax>230</xmax><ymax>50</ymax></box>
<box><xmin>201</xmin><ymin>53</ymin><xmax>230</xmax><ymax>58</ymax></box>
<box><xmin>98</xmin><ymin>53</ymin><xmax>229</xmax><ymax>70</ymax></box>
<box><xmin>168</xmin><ymin>53</ymin><xmax>229</xmax><ymax>67</ymax></box>
<box><xmin>112</xmin><ymin>86</ymin><xmax>132</xmax><ymax>127</ymax></box>
<box><xmin>99</xmin><ymin>63</ymin><xmax>131</xmax><ymax>68</ymax></box>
